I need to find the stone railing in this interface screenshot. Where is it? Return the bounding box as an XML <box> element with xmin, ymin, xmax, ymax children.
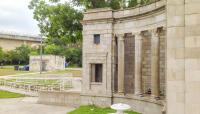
<box><xmin>0</xmin><ymin>78</ymin><xmax>73</xmax><ymax>92</ymax></box>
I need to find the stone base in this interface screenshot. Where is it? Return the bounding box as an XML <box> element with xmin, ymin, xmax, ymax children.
<box><xmin>113</xmin><ymin>94</ymin><xmax>164</xmax><ymax>114</ymax></box>
<box><xmin>38</xmin><ymin>91</ymin><xmax>164</xmax><ymax>114</ymax></box>
<box><xmin>38</xmin><ymin>91</ymin><xmax>81</xmax><ymax>107</ymax></box>
<box><xmin>81</xmin><ymin>94</ymin><xmax>164</xmax><ymax>114</ymax></box>
<box><xmin>81</xmin><ymin>94</ymin><xmax>112</xmax><ymax>107</ymax></box>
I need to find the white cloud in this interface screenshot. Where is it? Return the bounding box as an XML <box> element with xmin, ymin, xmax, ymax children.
<box><xmin>0</xmin><ymin>0</ymin><xmax>40</xmax><ymax>35</ymax></box>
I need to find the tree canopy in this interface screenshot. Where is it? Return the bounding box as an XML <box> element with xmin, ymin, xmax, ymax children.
<box><xmin>0</xmin><ymin>47</ymin><xmax>4</xmax><ymax>63</ymax></box>
<box><xmin>29</xmin><ymin>0</ymin><xmax>83</xmax><ymax>45</ymax></box>
<box><xmin>72</xmin><ymin>0</ymin><xmax>152</xmax><ymax>10</ymax></box>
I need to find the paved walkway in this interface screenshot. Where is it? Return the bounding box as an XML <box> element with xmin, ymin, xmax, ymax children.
<box><xmin>0</xmin><ymin>97</ymin><xmax>75</xmax><ymax>114</ymax></box>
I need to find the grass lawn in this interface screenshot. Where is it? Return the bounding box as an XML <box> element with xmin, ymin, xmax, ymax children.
<box><xmin>46</xmin><ymin>69</ymin><xmax>82</xmax><ymax>77</ymax></box>
<box><xmin>0</xmin><ymin>67</ymin><xmax>31</xmax><ymax>76</ymax></box>
<box><xmin>68</xmin><ymin>105</ymin><xmax>140</xmax><ymax>114</ymax></box>
<box><xmin>0</xmin><ymin>90</ymin><xmax>25</xmax><ymax>98</ymax></box>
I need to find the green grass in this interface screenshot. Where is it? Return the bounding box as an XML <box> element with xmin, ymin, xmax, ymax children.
<box><xmin>0</xmin><ymin>67</ymin><xmax>31</xmax><ymax>76</ymax></box>
<box><xmin>0</xmin><ymin>90</ymin><xmax>25</xmax><ymax>98</ymax></box>
<box><xmin>68</xmin><ymin>105</ymin><xmax>140</xmax><ymax>114</ymax></box>
<box><xmin>46</xmin><ymin>69</ymin><xmax>82</xmax><ymax>77</ymax></box>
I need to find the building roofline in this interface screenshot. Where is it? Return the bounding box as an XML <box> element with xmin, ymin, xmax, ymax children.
<box><xmin>0</xmin><ymin>32</ymin><xmax>42</xmax><ymax>42</ymax></box>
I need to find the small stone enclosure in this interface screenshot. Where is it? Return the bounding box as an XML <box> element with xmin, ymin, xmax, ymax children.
<box><xmin>29</xmin><ymin>55</ymin><xmax>65</xmax><ymax>71</ymax></box>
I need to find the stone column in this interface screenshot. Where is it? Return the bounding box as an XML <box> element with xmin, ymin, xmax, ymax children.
<box><xmin>134</xmin><ymin>32</ymin><xmax>143</xmax><ymax>96</ymax></box>
<box><xmin>118</xmin><ymin>34</ymin><xmax>125</xmax><ymax>94</ymax></box>
<box><xmin>151</xmin><ymin>29</ymin><xmax>160</xmax><ymax>99</ymax></box>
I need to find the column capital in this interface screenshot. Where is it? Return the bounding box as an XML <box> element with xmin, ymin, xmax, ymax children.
<box><xmin>133</xmin><ymin>32</ymin><xmax>143</xmax><ymax>40</ymax></box>
<box><xmin>117</xmin><ymin>34</ymin><xmax>124</xmax><ymax>41</ymax></box>
<box><xmin>150</xmin><ymin>28</ymin><xmax>159</xmax><ymax>37</ymax></box>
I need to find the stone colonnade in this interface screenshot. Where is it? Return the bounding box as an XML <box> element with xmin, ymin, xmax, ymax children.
<box><xmin>117</xmin><ymin>28</ymin><xmax>161</xmax><ymax>98</ymax></box>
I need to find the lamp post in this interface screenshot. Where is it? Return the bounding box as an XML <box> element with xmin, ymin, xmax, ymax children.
<box><xmin>40</xmin><ymin>36</ymin><xmax>43</xmax><ymax>74</ymax></box>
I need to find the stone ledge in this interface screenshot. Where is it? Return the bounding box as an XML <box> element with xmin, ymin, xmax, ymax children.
<box><xmin>113</xmin><ymin>93</ymin><xmax>164</xmax><ymax>105</ymax></box>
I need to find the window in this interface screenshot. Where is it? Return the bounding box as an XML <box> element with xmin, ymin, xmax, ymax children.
<box><xmin>94</xmin><ymin>34</ymin><xmax>100</xmax><ymax>44</ymax></box>
<box><xmin>91</xmin><ymin>64</ymin><xmax>103</xmax><ymax>83</ymax></box>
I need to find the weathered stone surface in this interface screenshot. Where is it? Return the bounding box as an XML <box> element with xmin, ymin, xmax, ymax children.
<box><xmin>29</xmin><ymin>55</ymin><xmax>65</xmax><ymax>72</ymax></box>
<box><xmin>38</xmin><ymin>91</ymin><xmax>81</xmax><ymax>107</ymax></box>
<box><xmin>82</xmin><ymin>1</ymin><xmax>166</xmax><ymax>114</ymax></box>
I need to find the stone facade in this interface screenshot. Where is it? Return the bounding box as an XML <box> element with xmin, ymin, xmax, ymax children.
<box><xmin>82</xmin><ymin>0</ymin><xmax>200</xmax><ymax>114</ymax></box>
<box><xmin>0</xmin><ymin>33</ymin><xmax>41</xmax><ymax>51</ymax></box>
<box><xmin>29</xmin><ymin>55</ymin><xmax>65</xmax><ymax>72</ymax></box>
<box><xmin>82</xmin><ymin>1</ymin><xmax>166</xmax><ymax>114</ymax></box>
<box><xmin>167</xmin><ymin>0</ymin><xmax>200</xmax><ymax>114</ymax></box>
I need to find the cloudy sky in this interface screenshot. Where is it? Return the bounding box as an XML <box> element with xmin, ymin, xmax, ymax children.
<box><xmin>0</xmin><ymin>0</ymin><xmax>40</xmax><ymax>35</ymax></box>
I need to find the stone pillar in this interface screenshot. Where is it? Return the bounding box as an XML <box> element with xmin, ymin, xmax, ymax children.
<box><xmin>134</xmin><ymin>32</ymin><xmax>143</xmax><ymax>95</ymax></box>
<box><xmin>118</xmin><ymin>34</ymin><xmax>125</xmax><ymax>94</ymax></box>
<box><xmin>151</xmin><ymin>29</ymin><xmax>160</xmax><ymax>99</ymax></box>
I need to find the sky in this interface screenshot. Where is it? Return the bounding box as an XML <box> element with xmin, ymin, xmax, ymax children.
<box><xmin>0</xmin><ymin>0</ymin><xmax>41</xmax><ymax>35</ymax></box>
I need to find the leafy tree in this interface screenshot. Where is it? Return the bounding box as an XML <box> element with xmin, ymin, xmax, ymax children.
<box><xmin>128</xmin><ymin>0</ymin><xmax>138</xmax><ymax>8</ymax></box>
<box><xmin>64</xmin><ymin>48</ymin><xmax>82</xmax><ymax>67</ymax></box>
<box><xmin>109</xmin><ymin>0</ymin><xmax>121</xmax><ymax>10</ymax></box>
<box><xmin>15</xmin><ymin>45</ymin><xmax>31</xmax><ymax>64</ymax></box>
<box><xmin>0</xmin><ymin>47</ymin><xmax>4</xmax><ymax>63</ymax></box>
<box><xmin>29</xmin><ymin>0</ymin><xmax>83</xmax><ymax>45</ymax></box>
<box><xmin>4</xmin><ymin>50</ymin><xmax>19</xmax><ymax>65</ymax></box>
<box><xmin>72</xmin><ymin>0</ymin><xmax>107</xmax><ymax>9</ymax></box>
<box><xmin>44</xmin><ymin>44</ymin><xmax>64</xmax><ymax>55</ymax></box>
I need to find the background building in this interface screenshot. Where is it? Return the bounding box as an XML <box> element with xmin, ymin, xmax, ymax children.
<box><xmin>0</xmin><ymin>32</ymin><xmax>41</xmax><ymax>51</ymax></box>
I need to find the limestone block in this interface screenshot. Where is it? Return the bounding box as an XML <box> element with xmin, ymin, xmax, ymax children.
<box><xmin>175</xmin><ymin>48</ymin><xmax>185</xmax><ymax>59</ymax></box>
<box><xmin>185</xmin><ymin>36</ymin><xmax>200</xmax><ymax>48</ymax></box>
<box><xmin>167</xmin><ymin>0</ymin><xmax>184</xmax><ymax>5</ymax></box>
<box><xmin>185</xmin><ymin>48</ymin><xmax>200</xmax><ymax>59</ymax></box>
<box><xmin>185</xmin><ymin>70</ymin><xmax>200</xmax><ymax>81</ymax></box>
<box><xmin>185</xmin><ymin>3</ymin><xmax>200</xmax><ymax>14</ymax></box>
<box><xmin>185</xmin><ymin>14</ymin><xmax>200</xmax><ymax>26</ymax></box>
<box><xmin>185</xmin><ymin>26</ymin><xmax>200</xmax><ymax>36</ymax></box>
<box><xmin>185</xmin><ymin>0</ymin><xmax>200</xmax><ymax>4</ymax></box>
<box><xmin>167</xmin><ymin>27</ymin><xmax>185</xmax><ymax>48</ymax></box>
<box><xmin>167</xmin><ymin>5</ymin><xmax>184</xmax><ymax>27</ymax></box>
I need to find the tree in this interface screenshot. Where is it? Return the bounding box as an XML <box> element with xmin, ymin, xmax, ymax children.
<box><xmin>72</xmin><ymin>0</ymin><xmax>109</xmax><ymax>9</ymax></box>
<box><xmin>64</xmin><ymin>48</ymin><xmax>82</xmax><ymax>67</ymax></box>
<box><xmin>15</xmin><ymin>45</ymin><xmax>31</xmax><ymax>64</ymax></box>
<box><xmin>0</xmin><ymin>47</ymin><xmax>4</xmax><ymax>64</ymax></box>
<box><xmin>109</xmin><ymin>0</ymin><xmax>121</xmax><ymax>10</ymax></box>
<box><xmin>44</xmin><ymin>44</ymin><xmax>64</xmax><ymax>55</ymax></box>
<box><xmin>128</xmin><ymin>0</ymin><xmax>138</xmax><ymax>8</ymax></box>
<box><xmin>5</xmin><ymin>50</ymin><xmax>19</xmax><ymax>65</ymax></box>
<box><xmin>29</xmin><ymin>0</ymin><xmax>83</xmax><ymax>45</ymax></box>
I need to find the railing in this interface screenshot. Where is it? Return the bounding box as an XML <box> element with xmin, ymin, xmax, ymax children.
<box><xmin>0</xmin><ymin>78</ymin><xmax>73</xmax><ymax>92</ymax></box>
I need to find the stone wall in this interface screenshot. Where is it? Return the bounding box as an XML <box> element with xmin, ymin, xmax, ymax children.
<box><xmin>29</xmin><ymin>55</ymin><xmax>65</xmax><ymax>71</ymax></box>
<box><xmin>82</xmin><ymin>1</ymin><xmax>166</xmax><ymax>114</ymax></box>
<box><xmin>167</xmin><ymin>0</ymin><xmax>200</xmax><ymax>114</ymax></box>
<box><xmin>113</xmin><ymin>94</ymin><xmax>163</xmax><ymax>114</ymax></box>
<box><xmin>142</xmin><ymin>32</ymin><xmax>152</xmax><ymax>94</ymax></box>
<box><xmin>124</xmin><ymin>33</ymin><xmax>135</xmax><ymax>94</ymax></box>
<box><xmin>38</xmin><ymin>91</ymin><xmax>80</xmax><ymax>107</ymax></box>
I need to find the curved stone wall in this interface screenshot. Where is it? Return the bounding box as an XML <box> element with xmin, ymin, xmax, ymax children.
<box><xmin>82</xmin><ymin>1</ymin><xmax>166</xmax><ymax>114</ymax></box>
